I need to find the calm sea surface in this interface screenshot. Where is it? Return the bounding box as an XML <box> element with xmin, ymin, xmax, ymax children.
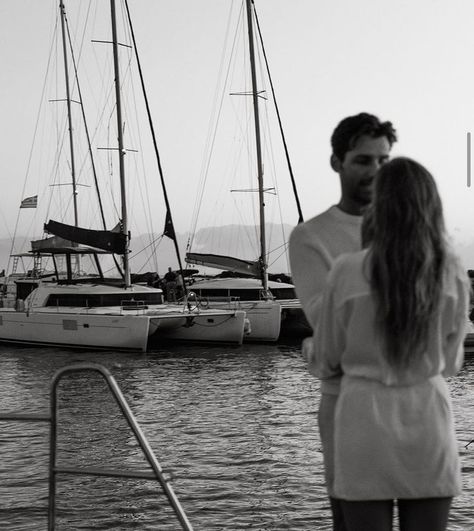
<box><xmin>0</xmin><ymin>342</ymin><xmax>472</xmax><ymax>530</ymax></box>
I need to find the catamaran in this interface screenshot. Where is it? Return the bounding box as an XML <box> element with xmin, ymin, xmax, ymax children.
<box><xmin>185</xmin><ymin>0</ymin><xmax>309</xmax><ymax>341</ymax></box>
<box><xmin>0</xmin><ymin>0</ymin><xmax>248</xmax><ymax>351</ymax></box>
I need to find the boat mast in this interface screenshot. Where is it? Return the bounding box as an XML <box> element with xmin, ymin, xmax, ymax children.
<box><xmin>245</xmin><ymin>0</ymin><xmax>268</xmax><ymax>292</ymax></box>
<box><xmin>59</xmin><ymin>1</ymin><xmax>78</xmax><ymax>228</ymax></box>
<box><xmin>110</xmin><ymin>0</ymin><xmax>131</xmax><ymax>288</ymax></box>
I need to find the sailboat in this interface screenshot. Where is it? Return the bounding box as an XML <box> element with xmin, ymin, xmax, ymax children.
<box><xmin>0</xmin><ymin>0</ymin><xmax>248</xmax><ymax>351</ymax></box>
<box><xmin>185</xmin><ymin>0</ymin><xmax>309</xmax><ymax>341</ymax></box>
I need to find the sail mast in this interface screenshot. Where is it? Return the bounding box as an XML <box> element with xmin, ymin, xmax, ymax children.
<box><xmin>110</xmin><ymin>0</ymin><xmax>131</xmax><ymax>287</ymax></box>
<box><xmin>59</xmin><ymin>1</ymin><xmax>78</xmax><ymax>228</ymax></box>
<box><xmin>245</xmin><ymin>0</ymin><xmax>268</xmax><ymax>292</ymax></box>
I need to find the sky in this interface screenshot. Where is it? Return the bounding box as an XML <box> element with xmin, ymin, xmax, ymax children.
<box><xmin>2</xmin><ymin>0</ymin><xmax>474</xmax><ymax>267</ymax></box>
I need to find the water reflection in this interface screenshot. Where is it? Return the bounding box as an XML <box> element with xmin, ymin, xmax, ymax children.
<box><xmin>0</xmin><ymin>345</ymin><xmax>471</xmax><ymax>530</ymax></box>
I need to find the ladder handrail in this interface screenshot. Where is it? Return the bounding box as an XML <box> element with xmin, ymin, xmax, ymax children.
<box><xmin>0</xmin><ymin>363</ymin><xmax>193</xmax><ymax>531</ymax></box>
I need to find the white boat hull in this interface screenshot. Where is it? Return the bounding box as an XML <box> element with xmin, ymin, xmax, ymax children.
<box><xmin>192</xmin><ymin>300</ymin><xmax>281</xmax><ymax>342</ymax></box>
<box><xmin>0</xmin><ymin>308</ymin><xmax>151</xmax><ymax>352</ymax></box>
<box><xmin>149</xmin><ymin>308</ymin><xmax>248</xmax><ymax>345</ymax></box>
<box><xmin>0</xmin><ymin>304</ymin><xmax>248</xmax><ymax>351</ymax></box>
<box><xmin>0</xmin><ymin>282</ymin><xmax>250</xmax><ymax>351</ymax></box>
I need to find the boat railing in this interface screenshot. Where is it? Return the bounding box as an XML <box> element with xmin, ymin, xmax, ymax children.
<box><xmin>182</xmin><ymin>291</ymin><xmax>212</xmax><ymax>311</ymax></box>
<box><xmin>185</xmin><ymin>292</ymin><xmax>241</xmax><ymax>308</ymax></box>
<box><xmin>0</xmin><ymin>363</ymin><xmax>193</xmax><ymax>530</ymax></box>
<box><xmin>203</xmin><ymin>295</ymin><xmax>240</xmax><ymax>304</ymax></box>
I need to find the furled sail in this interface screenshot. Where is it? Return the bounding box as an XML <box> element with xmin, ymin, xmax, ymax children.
<box><xmin>44</xmin><ymin>220</ymin><xmax>127</xmax><ymax>255</ymax></box>
<box><xmin>186</xmin><ymin>252</ymin><xmax>260</xmax><ymax>277</ymax></box>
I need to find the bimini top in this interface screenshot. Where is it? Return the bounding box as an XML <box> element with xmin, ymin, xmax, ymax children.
<box><xmin>31</xmin><ymin>235</ymin><xmax>109</xmax><ymax>255</ymax></box>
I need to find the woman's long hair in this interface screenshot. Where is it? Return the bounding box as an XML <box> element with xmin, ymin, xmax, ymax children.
<box><xmin>369</xmin><ymin>157</ymin><xmax>446</xmax><ymax>368</ymax></box>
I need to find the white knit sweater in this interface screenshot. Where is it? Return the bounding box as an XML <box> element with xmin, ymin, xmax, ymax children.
<box><xmin>289</xmin><ymin>205</ymin><xmax>362</xmax><ymax>394</ymax></box>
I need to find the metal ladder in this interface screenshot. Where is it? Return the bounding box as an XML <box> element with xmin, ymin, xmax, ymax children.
<box><xmin>11</xmin><ymin>255</ymin><xmax>20</xmax><ymax>275</ymax></box>
<box><xmin>0</xmin><ymin>363</ymin><xmax>193</xmax><ymax>530</ymax></box>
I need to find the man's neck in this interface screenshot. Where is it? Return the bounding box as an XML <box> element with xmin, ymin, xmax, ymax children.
<box><xmin>336</xmin><ymin>199</ymin><xmax>367</xmax><ymax>216</ymax></box>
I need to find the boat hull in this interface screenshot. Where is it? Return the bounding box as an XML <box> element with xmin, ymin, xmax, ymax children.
<box><xmin>0</xmin><ymin>283</ymin><xmax>249</xmax><ymax>351</ymax></box>
<box><xmin>0</xmin><ymin>308</ymin><xmax>151</xmax><ymax>352</ymax></box>
<box><xmin>190</xmin><ymin>300</ymin><xmax>281</xmax><ymax>342</ymax></box>
<box><xmin>149</xmin><ymin>309</ymin><xmax>247</xmax><ymax>345</ymax></box>
<box><xmin>279</xmin><ymin>300</ymin><xmax>312</xmax><ymax>338</ymax></box>
<box><xmin>187</xmin><ymin>277</ymin><xmax>307</xmax><ymax>341</ymax></box>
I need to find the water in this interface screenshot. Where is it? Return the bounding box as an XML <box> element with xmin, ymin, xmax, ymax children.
<box><xmin>0</xmin><ymin>343</ymin><xmax>472</xmax><ymax>530</ymax></box>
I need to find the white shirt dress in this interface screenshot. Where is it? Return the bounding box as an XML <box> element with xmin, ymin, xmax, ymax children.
<box><xmin>314</xmin><ymin>249</ymin><xmax>469</xmax><ymax>500</ymax></box>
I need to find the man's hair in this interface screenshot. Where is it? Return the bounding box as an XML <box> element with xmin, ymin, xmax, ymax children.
<box><xmin>331</xmin><ymin>112</ymin><xmax>397</xmax><ymax>161</ymax></box>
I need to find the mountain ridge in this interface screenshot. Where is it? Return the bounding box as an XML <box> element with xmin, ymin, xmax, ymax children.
<box><xmin>2</xmin><ymin>226</ymin><xmax>474</xmax><ymax>278</ymax></box>
<box><xmin>0</xmin><ymin>222</ymin><xmax>295</xmax><ymax>276</ymax></box>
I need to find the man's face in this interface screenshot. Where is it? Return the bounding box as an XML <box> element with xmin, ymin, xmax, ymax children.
<box><xmin>335</xmin><ymin>134</ymin><xmax>391</xmax><ymax>210</ymax></box>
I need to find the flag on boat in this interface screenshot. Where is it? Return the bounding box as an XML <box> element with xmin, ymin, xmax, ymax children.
<box><xmin>163</xmin><ymin>210</ymin><xmax>176</xmax><ymax>241</ymax></box>
<box><xmin>20</xmin><ymin>195</ymin><xmax>38</xmax><ymax>209</ymax></box>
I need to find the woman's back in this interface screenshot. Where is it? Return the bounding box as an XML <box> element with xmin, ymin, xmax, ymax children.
<box><xmin>316</xmin><ymin>248</ymin><xmax>469</xmax><ymax>388</ymax></box>
<box><xmin>315</xmin><ymin>247</ymin><xmax>468</xmax><ymax>502</ymax></box>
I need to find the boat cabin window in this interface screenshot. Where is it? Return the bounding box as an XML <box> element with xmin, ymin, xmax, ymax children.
<box><xmin>194</xmin><ymin>288</ymin><xmax>261</xmax><ymax>301</ymax></box>
<box><xmin>45</xmin><ymin>292</ymin><xmax>163</xmax><ymax>307</ymax></box>
<box><xmin>269</xmin><ymin>287</ymin><xmax>296</xmax><ymax>300</ymax></box>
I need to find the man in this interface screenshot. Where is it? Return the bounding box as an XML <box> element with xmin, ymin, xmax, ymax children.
<box><xmin>289</xmin><ymin>112</ymin><xmax>397</xmax><ymax>531</ymax></box>
<box><xmin>164</xmin><ymin>267</ymin><xmax>177</xmax><ymax>302</ymax></box>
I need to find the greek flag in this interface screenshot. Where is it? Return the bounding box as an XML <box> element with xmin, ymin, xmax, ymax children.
<box><xmin>20</xmin><ymin>195</ymin><xmax>38</xmax><ymax>209</ymax></box>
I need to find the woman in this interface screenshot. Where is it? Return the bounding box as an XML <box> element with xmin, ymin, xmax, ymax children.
<box><xmin>315</xmin><ymin>157</ymin><xmax>469</xmax><ymax>531</ymax></box>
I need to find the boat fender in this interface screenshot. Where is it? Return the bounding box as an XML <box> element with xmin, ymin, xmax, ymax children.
<box><xmin>198</xmin><ymin>297</ymin><xmax>209</xmax><ymax>309</ymax></box>
<box><xmin>244</xmin><ymin>318</ymin><xmax>252</xmax><ymax>335</ymax></box>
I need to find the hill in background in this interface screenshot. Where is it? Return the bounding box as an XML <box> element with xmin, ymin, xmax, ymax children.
<box><xmin>3</xmin><ymin>225</ymin><xmax>473</xmax><ymax>278</ymax></box>
<box><xmin>0</xmin><ymin>223</ymin><xmax>295</xmax><ymax>277</ymax></box>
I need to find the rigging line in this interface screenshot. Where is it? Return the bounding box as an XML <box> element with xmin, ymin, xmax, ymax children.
<box><xmin>69</xmin><ymin>3</ymin><xmax>101</xmax><ymax>184</ymax></box>
<box><xmin>64</xmin><ymin>0</ymin><xmax>91</xmax><ymax>107</ymax></box>
<box><xmin>267</xmin><ymin>245</ymin><xmax>288</xmax><ymax>270</ymax></box>
<box><xmin>268</xmin><ymin>240</ymin><xmax>289</xmax><ymax>254</ymax></box>
<box><xmin>64</xmin><ymin>8</ymin><xmax>107</xmax><ymax>231</ymax></box>
<box><xmin>129</xmin><ymin>235</ymin><xmax>165</xmax><ymax>274</ymax></box>
<box><xmin>104</xmin><ymin>118</ymin><xmax>122</xmax><ymax>223</ymax></box>
<box><xmin>266</xmin><ymin>238</ymin><xmax>290</xmax><ymax>271</ymax></box>
<box><xmin>121</xmin><ymin>53</ymin><xmax>162</xmax><ymax>273</ymax></box>
<box><xmin>223</xmin><ymin>27</ymin><xmax>259</xmax><ymax>232</ymax></box>
<box><xmin>61</xmin><ymin>7</ymin><xmax>126</xmax><ymax>276</ymax></box>
<box><xmin>187</xmin><ymin>1</ymin><xmax>245</xmax><ymax>253</ymax></box>
<box><xmin>253</xmin><ymin>5</ymin><xmax>303</xmax><ymax>224</ymax></box>
<box><xmin>117</xmin><ymin>30</ymin><xmax>159</xmax><ymax>270</ymax></box>
<box><xmin>190</xmin><ymin>0</ymin><xmax>241</xmax><ymax>229</ymax></box>
<box><xmin>6</xmin><ymin>11</ymin><xmax>61</xmax><ymax>276</ymax></box>
<box><xmin>123</xmin><ymin>0</ymin><xmax>189</xmax><ymax>301</ymax></box>
<box><xmin>58</xmin><ymin>4</ymin><xmax>111</xmax><ymax>236</ymax></box>
<box><xmin>259</xmin><ymin>97</ymin><xmax>291</xmax><ymax>273</ymax></box>
<box><xmin>230</xmin><ymin>194</ymin><xmax>261</xmax><ymax>258</ymax></box>
<box><xmin>130</xmin><ymin>234</ymin><xmax>164</xmax><ymax>259</ymax></box>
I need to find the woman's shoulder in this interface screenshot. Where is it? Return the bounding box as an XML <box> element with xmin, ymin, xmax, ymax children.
<box><xmin>441</xmin><ymin>246</ymin><xmax>470</xmax><ymax>296</ymax></box>
<box><xmin>443</xmin><ymin>246</ymin><xmax>467</xmax><ymax>278</ymax></box>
